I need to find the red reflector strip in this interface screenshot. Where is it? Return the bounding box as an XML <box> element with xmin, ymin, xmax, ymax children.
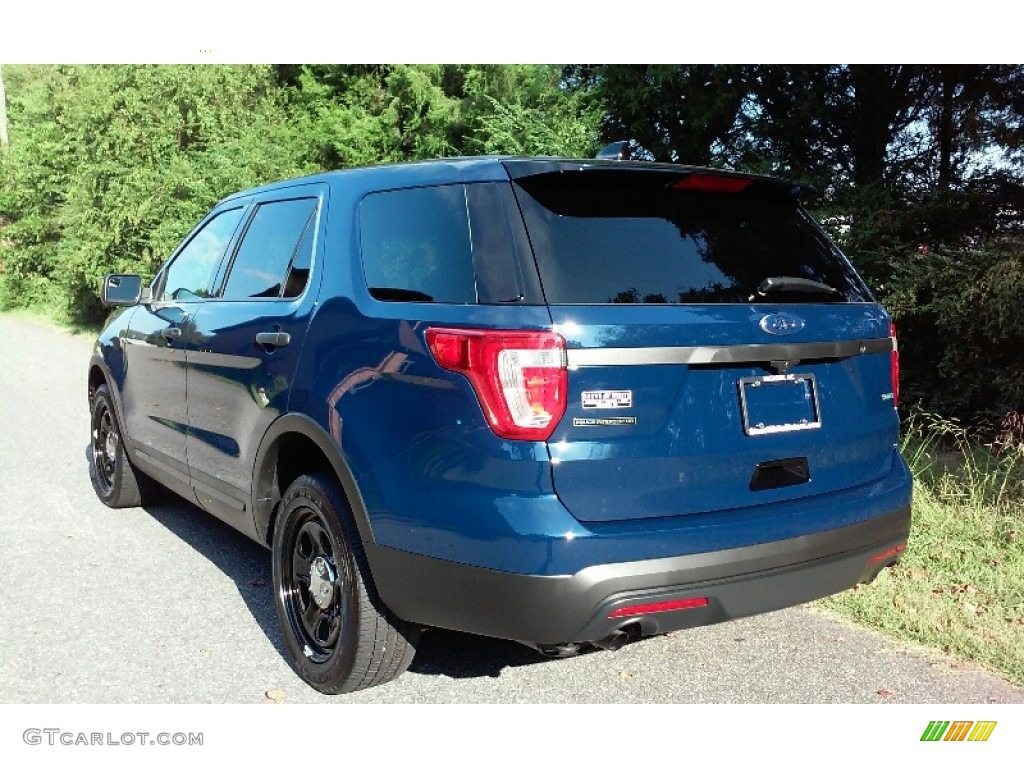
<box><xmin>672</xmin><ymin>175</ymin><xmax>752</xmax><ymax>194</ymax></box>
<box><xmin>868</xmin><ymin>543</ymin><xmax>906</xmax><ymax>565</ymax></box>
<box><xmin>608</xmin><ymin>597</ymin><xmax>708</xmax><ymax>619</ymax></box>
<box><xmin>889</xmin><ymin>322</ymin><xmax>900</xmax><ymax>408</ymax></box>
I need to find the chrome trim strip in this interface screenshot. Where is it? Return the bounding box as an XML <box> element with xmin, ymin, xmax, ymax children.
<box><xmin>565</xmin><ymin>337</ymin><xmax>893</xmax><ymax>367</ymax></box>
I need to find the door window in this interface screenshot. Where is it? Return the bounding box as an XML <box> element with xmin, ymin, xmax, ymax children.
<box><xmin>159</xmin><ymin>207</ymin><xmax>245</xmax><ymax>302</ymax></box>
<box><xmin>221</xmin><ymin>198</ymin><xmax>318</xmax><ymax>300</ymax></box>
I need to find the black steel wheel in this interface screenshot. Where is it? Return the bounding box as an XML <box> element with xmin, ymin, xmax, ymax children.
<box><xmin>92</xmin><ymin>396</ymin><xmax>118</xmax><ymax>496</ymax></box>
<box><xmin>272</xmin><ymin>472</ymin><xmax>418</xmax><ymax>693</ymax></box>
<box><xmin>282</xmin><ymin>511</ymin><xmax>349</xmax><ymax>662</ymax></box>
<box><xmin>88</xmin><ymin>383</ymin><xmax>154</xmax><ymax>508</ymax></box>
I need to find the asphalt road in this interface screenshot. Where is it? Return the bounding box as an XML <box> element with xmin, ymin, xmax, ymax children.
<box><xmin>1</xmin><ymin>313</ymin><xmax>1021</xmax><ymax>704</ymax></box>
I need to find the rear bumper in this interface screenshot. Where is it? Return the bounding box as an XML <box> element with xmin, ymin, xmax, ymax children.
<box><xmin>367</xmin><ymin>503</ymin><xmax>911</xmax><ymax>645</ymax></box>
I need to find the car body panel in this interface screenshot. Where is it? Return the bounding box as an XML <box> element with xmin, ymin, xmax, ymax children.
<box><xmin>121</xmin><ymin>302</ymin><xmax>192</xmax><ymax>469</ymax></box>
<box><xmin>89</xmin><ymin>155</ymin><xmax>913</xmax><ymax>655</ymax></box>
<box><xmin>546</xmin><ymin>303</ymin><xmax>899</xmax><ymax>523</ymax></box>
<box><xmin>184</xmin><ymin>183</ymin><xmax>328</xmax><ymax>531</ymax></box>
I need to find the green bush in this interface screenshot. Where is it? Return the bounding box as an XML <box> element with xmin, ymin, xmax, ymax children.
<box><xmin>817</xmin><ymin>183</ymin><xmax>1024</xmax><ymax>428</ymax></box>
<box><xmin>2</xmin><ymin>65</ymin><xmax>1019</xmax><ymax>424</ymax></box>
<box><xmin>0</xmin><ymin>64</ymin><xmax>599</xmax><ymax>325</ymax></box>
<box><xmin>884</xmin><ymin>238</ymin><xmax>1024</xmax><ymax>426</ymax></box>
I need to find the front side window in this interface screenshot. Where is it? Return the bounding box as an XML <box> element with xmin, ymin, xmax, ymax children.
<box><xmin>221</xmin><ymin>198</ymin><xmax>318</xmax><ymax>300</ymax></box>
<box><xmin>159</xmin><ymin>207</ymin><xmax>245</xmax><ymax>302</ymax></box>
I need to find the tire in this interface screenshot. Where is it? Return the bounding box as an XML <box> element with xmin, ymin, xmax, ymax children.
<box><xmin>272</xmin><ymin>472</ymin><xmax>419</xmax><ymax>694</ymax></box>
<box><xmin>88</xmin><ymin>384</ymin><xmax>157</xmax><ymax>508</ymax></box>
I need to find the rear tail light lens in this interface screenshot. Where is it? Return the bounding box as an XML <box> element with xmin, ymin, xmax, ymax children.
<box><xmin>890</xmin><ymin>322</ymin><xmax>900</xmax><ymax>408</ymax></box>
<box><xmin>426</xmin><ymin>328</ymin><xmax>567</xmax><ymax>441</ymax></box>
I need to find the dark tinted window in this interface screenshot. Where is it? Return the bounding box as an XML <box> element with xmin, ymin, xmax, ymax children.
<box><xmin>466</xmin><ymin>183</ymin><xmax>526</xmax><ymax>303</ymax></box>
<box><xmin>222</xmin><ymin>198</ymin><xmax>317</xmax><ymax>299</ymax></box>
<box><xmin>283</xmin><ymin>216</ymin><xmax>315</xmax><ymax>299</ymax></box>
<box><xmin>514</xmin><ymin>171</ymin><xmax>871</xmax><ymax>304</ymax></box>
<box><xmin>360</xmin><ymin>185</ymin><xmax>476</xmax><ymax>303</ymax></box>
<box><xmin>161</xmin><ymin>207</ymin><xmax>244</xmax><ymax>301</ymax></box>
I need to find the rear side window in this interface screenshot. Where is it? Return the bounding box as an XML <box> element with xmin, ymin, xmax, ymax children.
<box><xmin>513</xmin><ymin>171</ymin><xmax>872</xmax><ymax>304</ymax></box>
<box><xmin>360</xmin><ymin>185</ymin><xmax>476</xmax><ymax>303</ymax></box>
<box><xmin>221</xmin><ymin>198</ymin><xmax>318</xmax><ymax>300</ymax></box>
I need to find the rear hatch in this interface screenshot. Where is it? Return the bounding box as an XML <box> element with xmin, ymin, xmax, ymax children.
<box><xmin>507</xmin><ymin>163</ymin><xmax>899</xmax><ymax>524</ymax></box>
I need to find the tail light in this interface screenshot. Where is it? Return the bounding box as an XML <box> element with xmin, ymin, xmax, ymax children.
<box><xmin>426</xmin><ymin>328</ymin><xmax>567</xmax><ymax>441</ymax></box>
<box><xmin>890</xmin><ymin>322</ymin><xmax>900</xmax><ymax>408</ymax></box>
<box><xmin>672</xmin><ymin>175</ymin><xmax>752</xmax><ymax>194</ymax></box>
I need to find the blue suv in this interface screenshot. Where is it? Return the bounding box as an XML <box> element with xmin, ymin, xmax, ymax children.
<box><xmin>88</xmin><ymin>155</ymin><xmax>913</xmax><ymax>693</ymax></box>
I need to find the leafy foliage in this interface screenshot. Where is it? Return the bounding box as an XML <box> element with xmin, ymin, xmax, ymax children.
<box><xmin>1</xmin><ymin>65</ymin><xmax>316</xmax><ymax>320</ymax></box>
<box><xmin>568</xmin><ymin>64</ymin><xmax>752</xmax><ymax>165</ymax></box>
<box><xmin>1</xmin><ymin>63</ymin><xmax>1022</xmax><ymax>424</ymax></box>
<box><xmin>0</xmin><ymin>64</ymin><xmax>598</xmax><ymax>322</ymax></box>
<box><xmin>886</xmin><ymin>237</ymin><xmax>1024</xmax><ymax>423</ymax></box>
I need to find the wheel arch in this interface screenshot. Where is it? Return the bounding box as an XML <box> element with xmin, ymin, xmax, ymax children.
<box><xmin>88</xmin><ymin>354</ymin><xmax>128</xmax><ymax>435</ymax></box>
<box><xmin>87</xmin><ymin>360</ymin><xmax>108</xmax><ymax>400</ymax></box>
<box><xmin>252</xmin><ymin>413</ymin><xmax>376</xmax><ymax>549</ymax></box>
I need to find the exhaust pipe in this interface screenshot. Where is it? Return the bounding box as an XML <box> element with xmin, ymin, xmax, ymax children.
<box><xmin>593</xmin><ymin>623</ymin><xmax>641</xmax><ymax>651</ymax></box>
<box><xmin>593</xmin><ymin>630</ymin><xmax>628</xmax><ymax>651</ymax></box>
<box><xmin>534</xmin><ymin>642</ymin><xmax>582</xmax><ymax>658</ymax></box>
<box><xmin>532</xmin><ymin>624</ymin><xmax>642</xmax><ymax>656</ymax></box>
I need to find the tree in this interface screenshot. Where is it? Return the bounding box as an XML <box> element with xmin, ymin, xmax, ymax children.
<box><xmin>570</xmin><ymin>65</ymin><xmax>753</xmax><ymax>165</ymax></box>
<box><xmin>0</xmin><ymin>65</ymin><xmax>313</xmax><ymax>319</ymax></box>
<box><xmin>0</xmin><ymin>64</ymin><xmax>599</xmax><ymax>321</ymax></box>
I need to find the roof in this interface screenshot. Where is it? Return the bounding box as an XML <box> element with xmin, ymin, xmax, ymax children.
<box><xmin>220</xmin><ymin>155</ymin><xmax>804</xmax><ymax>204</ymax></box>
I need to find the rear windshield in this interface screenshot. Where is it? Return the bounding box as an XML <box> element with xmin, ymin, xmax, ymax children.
<box><xmin>513</xmin><ymin>171</ymin><xmax>872</xmax><ymax>304</ymax></box>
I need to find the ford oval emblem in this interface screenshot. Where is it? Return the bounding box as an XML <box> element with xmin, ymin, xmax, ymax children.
<box><xmin>759</xmin><ymin>312</ymin><xmax>805</xmax><ymax>336</ymax></box>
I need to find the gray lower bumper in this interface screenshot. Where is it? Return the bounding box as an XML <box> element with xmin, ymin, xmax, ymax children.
<box><xmin>366</xmin><ymin>505</ymin><xmax>912</xmax><ymax>645</ymax></box>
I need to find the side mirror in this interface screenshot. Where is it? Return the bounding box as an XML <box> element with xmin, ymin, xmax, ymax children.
<box><xmin>101</xmin><ymin>274</ymin><xmax>143</xmax><ymax>307</ymax></box>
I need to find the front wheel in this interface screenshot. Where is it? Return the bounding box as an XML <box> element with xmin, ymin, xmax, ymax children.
<box><xmin>272</xmin><ymin>473</ymin><xmax>418</xmax><ymax>693</ymax></box>
<box><xmin>89</xmin><ymin>384</ymin><xmax>157</xmax><ymax>508</ymax></box>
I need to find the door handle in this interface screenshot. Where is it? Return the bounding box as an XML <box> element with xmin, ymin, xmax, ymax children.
<box><xmin>160</xmin><ymin>327</ymin><xmax>181</xmax><ymax>341</ymax></box>
<box><xmin>255</xmin><ymin>332</ymin><xmax>291</xmax><ymax>348</ymax></box>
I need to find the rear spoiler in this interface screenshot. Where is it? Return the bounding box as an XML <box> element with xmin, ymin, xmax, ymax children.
<box><xmin>502</xmin><ymin>156</ymin><xmax>812</xmax><ymax>201</ymax></box>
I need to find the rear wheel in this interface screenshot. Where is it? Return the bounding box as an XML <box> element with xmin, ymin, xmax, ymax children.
<box><xmin>89</xmin><ymin>384</ymin><xmax>157</xmax><ymax>507</ymax></box>
<box><xmin>272</xmin><ymin>472</ymin><xmax>418</xmax><ymax>693</ymax></box>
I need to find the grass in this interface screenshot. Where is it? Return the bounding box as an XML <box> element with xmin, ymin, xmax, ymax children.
<box><xmin>820</xmin><ymin>410</ymin><xmax>1024</xmax><ymax>685</ymax></box>
<box><xmin>0</xmin><ymin>304</ymin><xmax>103</xmax><ymax>337</ymax></box>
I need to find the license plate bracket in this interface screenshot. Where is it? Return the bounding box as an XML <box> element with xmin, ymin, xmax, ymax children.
<box><xmin>738</xmin><ymin>373</ymin><xmax>821</xmax><ymax>436</ymax></box>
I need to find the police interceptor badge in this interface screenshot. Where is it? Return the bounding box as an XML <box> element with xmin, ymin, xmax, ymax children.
<box><xmin>573</xmin><ymin>416</ymin><xmax>637</xmax><ymax>427</ymax></box>
<box><xmin>581</xmin><ymin>390</ymin><xmax>632</xmax><ymax>409</ymax></box>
